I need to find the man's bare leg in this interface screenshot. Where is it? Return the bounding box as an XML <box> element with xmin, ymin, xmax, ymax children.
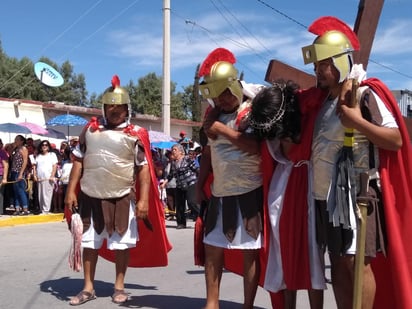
<box><xmin>361</xmin><ymin>260</ymin><xmax>376</xmax><ymax>309</ymax></box>
<box><xmin>82</xmin><ymin>248</ymin><xmax>99</xmax><ymax>292</ymax></box>
<box><xmin>330</xmin><ymin>255</ymin><xmax>375</xmax><ymax>309</ymax></box>
<box><xmin>204</xmin><ymin>244</ymin><xmax>224</xmax><ymax>309</ymax></box>
<box><xmin>308</xmin><ymin>289</ymin><xmax>324</xmax><ymax>309</ymax></box>
<box><xmin>282</xmin><ymin>288</ymin><xmax>323</xmax><ymax>309</ymax></box>
<box><xmin>242</xmin><ymin>249</ymin><xmax>260</xmax><ymax>309</ymax></box>
<box><xmin>284</xmin><ymin>290</ymin><xmax>297</xmax><ymax>309</ymax></box>
<box><xmin>330</xmin><ymin>255</ymin><xmax>353</xmax><ymax>309</ymax></box>
<box><xmin>115</xmin><ymin>249</ymin><xmax>130</xmax><ymax>290</ymax></box>
<box><xmin>68</xmin><ymin>248</ymin><xmax>98</xmax><ymax>305</ymax></box>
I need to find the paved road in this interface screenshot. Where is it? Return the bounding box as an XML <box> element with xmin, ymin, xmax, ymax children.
<box><xmin>0</xmin><ymin>218</ymin><xmax>336</xmax><ymax>308</ymax></box>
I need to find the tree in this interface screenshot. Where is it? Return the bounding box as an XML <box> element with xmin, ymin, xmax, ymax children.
<box><xmin>0</xmin><ymin>39</ymin><xmax>196</xmax><ymax>121</ymax></box>
<box><xmin>133</xmin><ymin>72</ymin><xmax>191</xmax><ymax>120</ymax></box>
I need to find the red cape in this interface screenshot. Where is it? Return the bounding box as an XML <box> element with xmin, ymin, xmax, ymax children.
<box><xmin>275</xmin><ymin>87</ymin><xmax>326</xmax><ymax>290</ymax></box>
<box><xmin>222</xmin><ymin>88</ymin><xmax>327</xmax><ymax>308</ymax></box>
<box><xmin>361</xmin><ymin>78</ymin><xmax>412</xmax><ymax>309</ymax></box>
<box><xmin>99</xmin><ymin>127</ymin><xmax>172</xmax><ymax>267</ymax></box>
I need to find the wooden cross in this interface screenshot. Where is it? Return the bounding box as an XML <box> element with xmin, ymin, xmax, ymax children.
<box><xmin>264</xmin><ymin>0</ymin><xmax>412</xmax><ymax>139</ymax></box>
<box><xmin>265</xmin><ymin>0</ymin><xmax>384</xmax><ymax>87</ymax></box>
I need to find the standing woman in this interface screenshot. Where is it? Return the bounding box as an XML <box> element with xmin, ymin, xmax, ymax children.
<box><xmin>32</xmin><ymin>140</ymin><xmax>58</xmax><ymax>214</ymax></box>
<box><xmin>164</xmin><ymin>143</ymin><xmax>199</xmax><ymax>229</ymax></box>
<box><xmin>0</xmin><ymin>139</ymin><xmax>9</xmax><ymax>215</ymax></box>
<box><xmin>10</xmin><ymin>135</ymin><xmax>29</xmax><ymax>215</ymax></box>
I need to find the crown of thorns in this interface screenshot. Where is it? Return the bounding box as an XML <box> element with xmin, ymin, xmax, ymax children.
<box><xmin>248</xmin><ymin>83</ymin><xmax>289</xmax><ymax>132</ymax></box>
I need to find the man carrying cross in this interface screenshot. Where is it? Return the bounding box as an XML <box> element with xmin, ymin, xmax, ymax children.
<box><xmin>301</xmin><ymin>16</ymin><xmax>412</xmax><ymax>309</ymax></box>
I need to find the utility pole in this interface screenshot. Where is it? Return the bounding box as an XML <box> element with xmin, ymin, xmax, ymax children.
<box><xmin>162</xmin><ymin>0</ymin><xmax>171</xmax><ymax>135</ymax></box>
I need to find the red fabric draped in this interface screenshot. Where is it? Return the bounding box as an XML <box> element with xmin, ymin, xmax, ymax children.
<box><xmin>222</xmin><ymin>87</ymin><xmax>326</xmax><ymax>308</ymax></box>
<box><xmin>98</xmin><ymin>127</ymin><xmax>172</xmax><ymax>267</ymax></box>
<box><xmin>361</xmin><ymin>78</ymin><xmax>412</xmax><ymax>309</ymax></box>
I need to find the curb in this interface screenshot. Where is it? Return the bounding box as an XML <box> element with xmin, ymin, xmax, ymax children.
<box><xmin>0</xmin><ymin>213</ymin><xmax>64</xmax><ymax>228</ymax></box>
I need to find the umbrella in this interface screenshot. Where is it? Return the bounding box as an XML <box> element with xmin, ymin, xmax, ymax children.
<box><xmin>17</xmin><ymin>121</ymin><xmax>48</xmax><ymax>135</ymax></box>
<box><xmin>41</xmin><ymin>128</ymin><xmax>67</xmax><ymax>140</ymax></box>
<box><xmin>46</xmin><ymin>114</ymin><xmax>88</xmax><ymax>138</ymax></box>
<box><xmin>151</xmin><ymin>141</ymin><xmax>176</xmax><ymax>149</ymax></box>
<box><xmin>148</xmin><ymin>130</ymin><xmax>177</xmax><ymax>149</ymax></box>
<box><xmin>148</xmin><ymin>130</ymin><xmax>176</xmax><ymax>143</ymax></box>
<box><xmin>0</xmin><ymin>122</ymin><xmax>32</xmax><ymax>134</ymax></box>
<box><xmin>0</xmin><ymin>123</ymin><xmax>32</xmax><ymax>142</ymax></box>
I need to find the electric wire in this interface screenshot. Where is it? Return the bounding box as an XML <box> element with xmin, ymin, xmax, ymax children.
<box><xmin>215</xmin><ymin>0</ymin><xmax>274</xmax><ymax>59</ymax></box>
<box><xmin>256</xmin><ymin>0</ymin><xmax>412</xmax><ymax>80</ymax></box>
<box><xmin>4</xmin><ymin>0</ymin><xmax>141</xmax><ymax>99</ymax></box>
<box><xmin>0</xmin><ymin>0</ymin><xmax>104</xmax><ymax>94</ymax></box>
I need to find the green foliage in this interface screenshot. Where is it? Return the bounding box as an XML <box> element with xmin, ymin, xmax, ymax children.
<box><xmin>0</xmin><ymin>39</ymin><xmax>198</xmax><ymax>120</ymax></box>
<box><xmin>131</xmin><ymin>72</ymin><xmax>193</xmax><ymax>120</ymax></box>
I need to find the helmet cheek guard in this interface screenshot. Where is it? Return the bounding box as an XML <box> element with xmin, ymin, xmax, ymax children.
<box><xmin>199</xmin><ymin>61</ymin><xmax>243</xmax><ymax>104</ymax></box>
<box><xmin>302</xmin><ymin>30</ymin><xmax>355</xmax><ymax>82</ymax></box>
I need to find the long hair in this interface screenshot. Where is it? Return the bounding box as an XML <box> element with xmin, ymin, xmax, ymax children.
<box><xmin>249</xmin><ymin>80</ymin><xmax>301</xmax><ymax>143</ymax></box>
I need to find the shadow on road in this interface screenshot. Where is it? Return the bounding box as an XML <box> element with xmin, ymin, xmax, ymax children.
<box><xmin>40</xmin><ymin>277</ymin><xmax>267</xmax><ymax>308</ymax></box>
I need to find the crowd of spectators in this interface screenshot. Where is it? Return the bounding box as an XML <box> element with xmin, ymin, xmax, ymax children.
<box><xmin>0</xmin><ymin>136</ymin><xmax>77</xmax><ymax>216</ymax></box>
<box><xmin>0</xmin><ymin>131</ymin><xmax>202</xmax><ymax>222</ymax></box>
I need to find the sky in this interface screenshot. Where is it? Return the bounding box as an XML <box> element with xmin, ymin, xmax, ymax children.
<box><xmin>0</xmin><ymin>0</ymin><xmax>412</xmax><ymax>98</ymax></box>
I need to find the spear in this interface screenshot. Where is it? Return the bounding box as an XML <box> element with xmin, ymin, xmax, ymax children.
<box><xmin>341</xmin><ymin>78</ymin><xmax>367</xmax><ymax>309</ymax></box>
<box><xmin>352</xmin><ymin>171</ymin><xmax>370</xmax><ymax>309</ymax></box>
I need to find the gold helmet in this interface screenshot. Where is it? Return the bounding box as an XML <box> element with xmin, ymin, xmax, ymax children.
<box><xmin>301</xmin><ymin>16</ymin><xmax>360</xmax><ymax>82</ymax></box>
<box><xmin>102</xmin><ymin>75</ymin><xmax>130</xmax><ymax>105</ymax></box>
<box><xmin>199</xmin><ymin>61</ymin><xmax>243</xmax><ymax>103</ymax></box>
<box><xmin>101</xmin><ymin>75</ymin><xmax>132</xmax><ymax>124</ymax></box>
<box><xmin>198</xmin><ymin>48</ymin><xmax>243</xmax><ymax>104</ymax></box>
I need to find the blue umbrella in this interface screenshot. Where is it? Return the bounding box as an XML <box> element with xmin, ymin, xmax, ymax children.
<box><xmin>0</xmin><ymin>123</ymin><xmax>32</xmax><ymax>134</ymax></box>
<box><xmin>148</xmin><ymin>130</ymin><xmax>177</xmax><ymax>149</ymax></box>
<box><xmin>46</xmin><ymin>114</ymin><xmax>88</xmax><ymax>126</ymax></box>
<box><xmin>46</xmin><ymin>114</ymin><xmax>88</xmax><ymax>138</ymax></box>
<box><xmin>0</xmin><ymin>122</ymin><xmax>32</xmax><ymax>142</ymax></box>
<box><xmin>151</xmin><ymin>141</ymin><xmax>176</xmax><ymax>149</ymax></box>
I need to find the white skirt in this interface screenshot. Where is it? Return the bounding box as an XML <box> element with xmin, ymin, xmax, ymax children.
<box><xmin>81</xmin><ymin>201</ymin><xmax>139</xmax><ymax>250</ymax></box>
<box><xmin>203</xmin><ymin>204</ymin><xmax>262</xmax><ymax>249</ymax></box>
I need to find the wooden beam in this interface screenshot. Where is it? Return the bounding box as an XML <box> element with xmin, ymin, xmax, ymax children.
<box><xmin>265</xmin><ymin>0</ymin><xmax>384</xmax><ymax>85</ymax></box>
<box><xmin>264</xmin><ymin>59</ymin><xmax>316</xmax><ymax>88</ymax></box>
<box><xmin>353</xmin><ymin>0</ymin><xmax>385</xmax><ymax>69</ymax></box>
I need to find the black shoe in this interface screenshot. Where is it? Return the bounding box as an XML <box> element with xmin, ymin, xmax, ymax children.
<box><xmin>176</xmin><ymin>224</ymin><xmax>186</xmax><ymax>229</ymax></box>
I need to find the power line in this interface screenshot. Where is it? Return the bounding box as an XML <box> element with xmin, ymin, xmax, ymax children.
<box><xmin>213</xmin><ymin>0</ymin><xmax>274</xmax><ymax>60</ymax></box>
<box><xmin>255</xmin><ymin>0</ymin><xmax>412</xmax><ymax>81</ymax></box>
<box><xmin>255</xmin><ymin>0</ymin><xmax>307</xmax><ymax>29</ymax></box>
<box><xmin>369</xmin><ymin>59</ymin><xmax>412</xmax><ymax>79</ymax></box>
<box><xmin>0</xmin><ymin>0</ymin><xmax>105</xmax><ymax>95</ymax></box>
<box><xmin>3</xmin><ymin>0</ymin><xmax>142</xmax><ymax>99</ymax></box>
<box><xmin>180</xmin><ymin>18</ymin><xmax>265</xmax><ymax>82</ymax></box>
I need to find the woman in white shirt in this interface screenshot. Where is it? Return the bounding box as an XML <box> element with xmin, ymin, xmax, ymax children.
<box><xmin>33</xmin><ymin>140</ymin><xmax>58</xmax><ymax>214</ymax></box>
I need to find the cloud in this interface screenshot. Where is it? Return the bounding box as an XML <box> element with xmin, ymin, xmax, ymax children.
<box><xmin>101</xmin><ymin>6</ymin><xmax>412</xmax><ymax>90</ymax></box>
<box><xmin>373</xmin><ymin>19</ymin><xmax>412</xmax><ymax>55</ymax></box>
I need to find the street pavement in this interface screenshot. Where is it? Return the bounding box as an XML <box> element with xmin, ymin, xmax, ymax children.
<box><xmin>0</xmin><ymin>215</ymin><xmax>336</xmax><ymax>308</ymax></box>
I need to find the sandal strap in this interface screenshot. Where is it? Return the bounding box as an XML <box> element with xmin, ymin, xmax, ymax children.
<box><xmin>69</xmin><ymin>290</ymin><xmax>96</xmax><ymax>306</ymax></box>
<box><xmin>112</xmin><ymin>289</ymin><xmax>128</xmax><ymax>304</ymax></box>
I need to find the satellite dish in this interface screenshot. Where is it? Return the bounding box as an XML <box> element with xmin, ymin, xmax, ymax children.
<box><xmin>34</xmin><ymin>62</ymin><xmax>64</xmax><ymax>87</ymax></box>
